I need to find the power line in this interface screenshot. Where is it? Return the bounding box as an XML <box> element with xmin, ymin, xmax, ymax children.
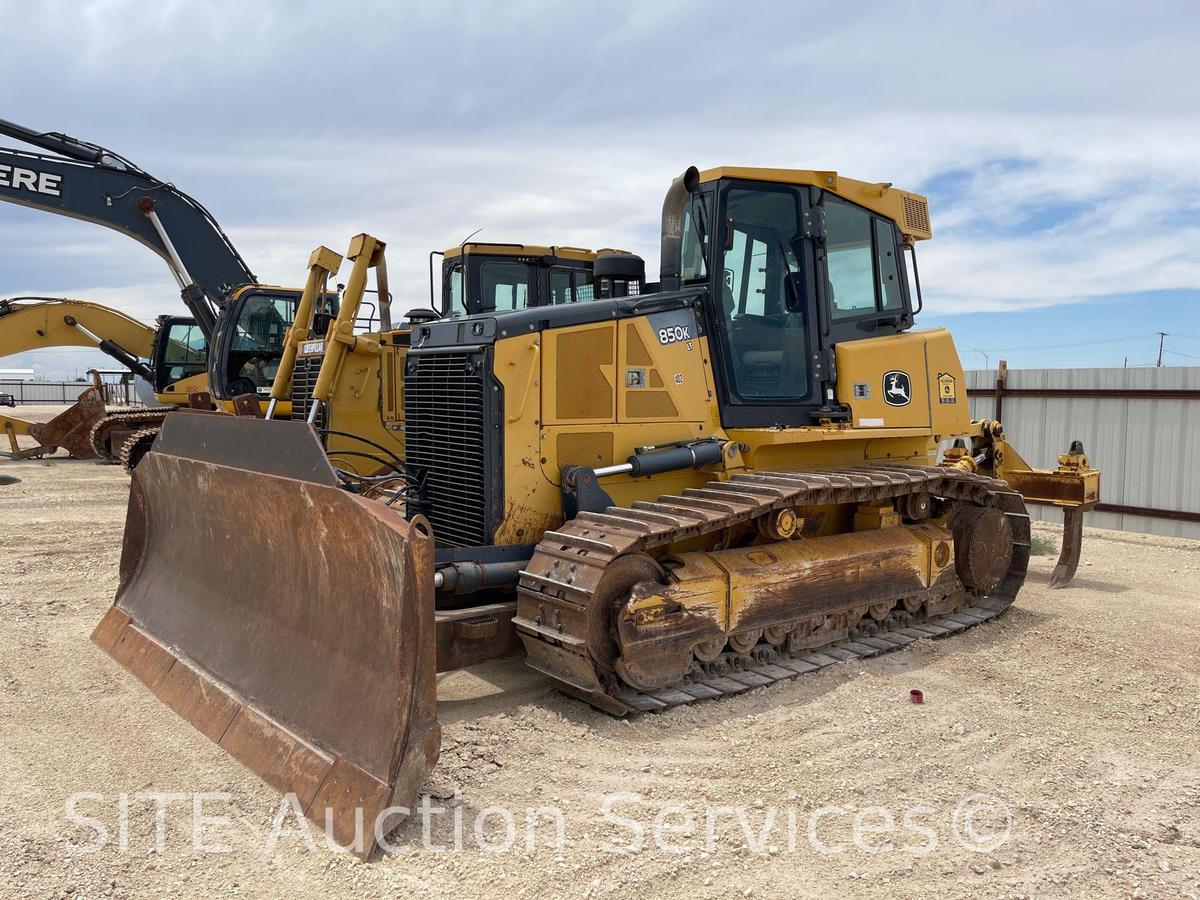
<box><xmin>1164</xmin><ymin>348</ymin><xmax>1200</xmax><ymax>362</ymax></box>
<box><xmin>981</xmin><ymin>334</ymin><xmax>1157</xmax><ymax>352</ymax></box>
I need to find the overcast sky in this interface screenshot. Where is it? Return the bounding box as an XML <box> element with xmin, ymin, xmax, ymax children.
<box><xmin>2</xmin><ymin>0</ymin><xmax>1199</xmax><ymax>378</ymax></box>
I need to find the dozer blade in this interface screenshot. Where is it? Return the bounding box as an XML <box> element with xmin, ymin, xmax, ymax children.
<box><xmin>1049</xmin><ymin>506</ymin><xmax>1085</xmax><ymax>589</ymax></box>
<box><xmin>91</xmin><ymin>413</ymin><xmax>441</xmax><ymax>857</ymax></box>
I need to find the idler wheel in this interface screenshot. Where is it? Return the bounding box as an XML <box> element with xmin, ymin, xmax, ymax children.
<box><xmin>952</xmin><ymin>505</ymin><xmax>1014</xmax><ymax>594</ymax></box>
<box><xmin>587</xmin><ymin>553</ymin><xmax>666</xmax><ymax>674</ymax></box>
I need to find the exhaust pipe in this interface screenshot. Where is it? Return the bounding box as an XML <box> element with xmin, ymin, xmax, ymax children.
<box><xmin>659</xmin><ymin>166</ymin><xmax>700</xmax><ymax>292</ymax></box>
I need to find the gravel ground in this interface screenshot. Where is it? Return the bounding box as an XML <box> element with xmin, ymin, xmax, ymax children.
<box><xmin>1</xmin><ymin>415</ymin><xmax>1197</xmax><ymax>899</ymax></box>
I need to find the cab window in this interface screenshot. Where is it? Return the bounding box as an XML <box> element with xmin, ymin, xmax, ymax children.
<box><xmin>825</xmin><ymin>196</ymin><xmax>905</xmax><ymax>318</ymax></box>
<box><xmin>825</xmin><ymin>198</ymin><xmax>876</xmax><ymax>318</ymax></box>
<box><xmin>679</xmin><ymin>192</ymin><xmax>710</xmax><ymax>282</ymax></box>
<box><xmin>164</xmin><ymin>322</ymin><xmax>206</xmax><ymax>366</ymax></box>
<box><xmin>162</xmin><ymin>321</ymin><xmax>207</xmax><ymax>383</ymax></box>
<box><xmin>549</xmin><ymin>268</ymin><xmax>595</xmax><ymax>303</ymax></box>
<box><xmin>481</xmin><ymin>261</ymin><xmax>530</xmax><ymax>311</ymax></box>
<box><xmin>233</xmin><ymin>295</ymin><xmax>292</xmax><ymax>351</ymax></box>
<box><xmin>719</xmin><ymin>186</ymin><xmax>809</xmax><ymax>400</ymax></box>
<box><xmin>444</xmin><ymin>263</ymin><xmax>466</xmax><ymax>317</ymax></box>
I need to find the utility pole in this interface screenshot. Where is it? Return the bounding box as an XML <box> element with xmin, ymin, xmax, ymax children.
<box><xmin>1157</xmin><ymin>332</ymin><xmax>1167</xmax><ymax>367</ymax></box>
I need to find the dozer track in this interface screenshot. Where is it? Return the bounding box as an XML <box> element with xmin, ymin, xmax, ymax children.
<box><xmin>88</xmin><ymin>410</ymin><xmax>168</xmax><ymax>463</ymax></box>
<box><xmin>516</xmin><ymin>466</ymin><xmax>1030</xmax><ymax>715</ymax></box>
<box><xmin>117</xmin><ymin>425</ymin><xmax>160</xmax><ymax>473</ymax></box>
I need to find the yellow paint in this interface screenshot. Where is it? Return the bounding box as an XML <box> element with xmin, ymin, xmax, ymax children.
<box><xmin>443</xmin><ymin>243</ymin><xmax>622</xmax><ymax>263</ymax></box>
<box><xmin>698</xmin><ymin>166</ymin><xmax>932</xmax><ymax>242</ymax></box>
<box><xmin>0</xmin><ymin>298</ymin><xmax>158</xmax><ymax>358</ymax></box>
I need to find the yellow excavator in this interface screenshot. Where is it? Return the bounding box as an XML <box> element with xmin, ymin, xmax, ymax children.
<box><xmin>0</xmin><ymin>298</ymin><xmax>207</xmax><ymax>461</ymax></box>
<box><xmin>93</xmin><ymin>167</ymin><xmax>1099</xmax><ymax>856</ymax></box>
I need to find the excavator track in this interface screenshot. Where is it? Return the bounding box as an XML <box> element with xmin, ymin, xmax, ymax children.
<box><xmin>88</xmin><ymin>411</ymin><xmax>168</xmax><ymax>463</ymax></box>
<box><xmin>516</xmin><ymin>465</ymin><xmax>1030</xmax><ymax>716</ymax></box>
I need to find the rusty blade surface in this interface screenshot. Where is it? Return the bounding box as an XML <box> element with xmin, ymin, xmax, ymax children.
<box><xmin>1049</xmin><ymin>506</ymin><xmax>1085</xmax><ymax>589</ymax></box>
<box><xmin>92</xmin><ymin>414</ymin><xmax>440</xmax><ymax>857</ymax></box>
<box><xmin>27</xmin><ymin>385</ymin><xmax>106</xmax><ymax>458</ymax></box>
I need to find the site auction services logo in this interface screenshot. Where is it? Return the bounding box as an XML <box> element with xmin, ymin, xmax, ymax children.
<box><xmin>63</xmin><ymin>790</ymin><xmax>1014</xmax><ymax>858</ymax></box>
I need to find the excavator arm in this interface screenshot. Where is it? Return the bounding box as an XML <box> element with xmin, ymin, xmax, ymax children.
<box><xmin>0</xmin><ymin>297</ymin><xmax>158</xmax><ymax>378</ymax></box>
<box><xmin>0</xmin><ymin>118</ymin><xmax>257</xmax><ymax>339</ymax></box>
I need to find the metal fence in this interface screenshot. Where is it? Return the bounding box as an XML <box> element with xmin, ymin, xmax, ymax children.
<box><xmin>967</xmin><ymin>365</ymin><xmax>1200</xmax><ymax>540</ymax></box>
<box><xmin>0</xmin><ymin>379</ymin><xmax>141</xmax><ymax>406</ymax></box>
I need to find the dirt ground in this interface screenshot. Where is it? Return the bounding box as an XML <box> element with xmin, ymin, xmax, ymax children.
<box><xmin>1</xmin><ymin>408</ymin><xmax>1198</xmax><ymax>899</ymax></box>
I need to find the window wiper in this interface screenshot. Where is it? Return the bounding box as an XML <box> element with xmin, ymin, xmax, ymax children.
<box><xmin>692</xmin><ymin>197</ymin><xmax>709</xmax><ymax>247</ymax></box>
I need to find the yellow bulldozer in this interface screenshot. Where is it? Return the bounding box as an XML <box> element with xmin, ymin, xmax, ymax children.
<box><xmin>92</xmin><ymin>166</ymin><xmax>1099</xmax><ymax>856</ymax></box>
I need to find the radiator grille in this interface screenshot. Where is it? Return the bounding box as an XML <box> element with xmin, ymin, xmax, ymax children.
<box><xmin>290</xmin><ymin>355</ymin><xmax>326</xmax><ymax>429</ymax></box>
<box><xmin>405</xmin><ymin>349</ymin><xmax>496</xmax><ymax>549</ymax></box>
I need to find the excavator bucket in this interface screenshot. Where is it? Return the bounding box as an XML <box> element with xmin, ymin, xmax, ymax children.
<box><xmin>1</xmin><ymin>383</ymin><xmax>105</xmax><ymax>459</ymax></box>
<box><xmin>91</xmin><ymin>413</ymin><xmax>441</xmax><ymax>857</ymax></box>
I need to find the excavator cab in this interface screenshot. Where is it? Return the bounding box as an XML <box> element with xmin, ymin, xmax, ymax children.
<box><xmin>150</xmin><ymin>316</ymin><xmax>207</xmax><ymax>393</ymax></box>
<box><xmin>207</xmin><ymin>286</ymin><xmax>313</xmax><ymax>399</ymax></box>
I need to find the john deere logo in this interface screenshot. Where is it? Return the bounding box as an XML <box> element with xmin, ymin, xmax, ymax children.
<box><xmin>883</xmin><ymin>370</ymin><xmax>912</xmax><ymax>407</ymax></box>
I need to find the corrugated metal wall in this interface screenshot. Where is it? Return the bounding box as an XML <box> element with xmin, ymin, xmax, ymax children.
<box><xmin>966</xmin><ymin>366</ymin><xmax>1200</xmax><ymax>540</ymax></box>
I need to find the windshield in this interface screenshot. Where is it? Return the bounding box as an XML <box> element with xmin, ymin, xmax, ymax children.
<box><xmin>718</xmin><ymin>186</ymin><xmax>809</xmax><ymax>400</ymax></box>
<box><xmin>229</xmin><ymin>293</ymin><xmax>295</xmax><ymax>391</ymax></box>
<box><xmin>481</xmin><ymin>261</ymin><xmax>530</xmax><ymax>311</ymax></box>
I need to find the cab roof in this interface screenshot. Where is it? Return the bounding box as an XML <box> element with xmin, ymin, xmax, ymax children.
<box><xmin>442</xmin><ymin>243</ymin><xmax>600</xmax><ymax>262</ymax></box>
<box><xmin>698</xmin><ymin>166</ymin><xmax>932</xmax><ymax>242</ymax></box>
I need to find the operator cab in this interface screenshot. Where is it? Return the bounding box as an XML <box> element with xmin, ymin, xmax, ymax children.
<box><xmin>671</xmin><ymin>167</ymin><xmax>927</xmax><ymax>427</ymax></box>
<box><xmin>209</xmin><ymin>286</ymin><xmax>339</xmax><ymax>399</ymax></box>
<box><xmin>151</xmin><ymin>316</ymin><xmax>208</xmax><ymax>393</ymax></box>
<box><xmin>436</xmin><ymin>243</ymin><xmax>644</xmax><ymax>318</ymax></box>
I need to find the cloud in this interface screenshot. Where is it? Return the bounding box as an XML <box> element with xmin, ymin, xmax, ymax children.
<box><xmin>0</xmin><ymin>0</ymin><xmax>1197</xmax><ymax>374</ymax></box>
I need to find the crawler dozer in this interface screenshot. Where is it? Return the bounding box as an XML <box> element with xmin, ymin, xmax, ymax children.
<box><xmin>93</xmin><ymin>167</ymin><xmax>1099</xmax><ymax>857</ymax></box>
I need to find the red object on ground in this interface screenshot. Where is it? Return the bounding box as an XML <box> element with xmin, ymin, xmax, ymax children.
<box><xmin>909</xmin><ymin>689</ymin><xmax>924</xmax><ymax>704</ymax></box>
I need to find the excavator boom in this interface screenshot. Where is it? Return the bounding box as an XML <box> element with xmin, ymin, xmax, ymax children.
<box><xmin>0</xmin><ymin>118</ymin><xmax>257</xmax><ymax>339</ymax></box>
